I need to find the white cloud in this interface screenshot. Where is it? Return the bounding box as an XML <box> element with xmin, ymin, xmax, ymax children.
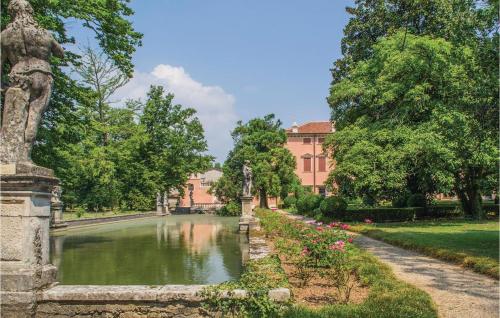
<box><xmin>114</xmin><ymin>64</ymin><xmax>238</xmax><ymax>161</ymax></box>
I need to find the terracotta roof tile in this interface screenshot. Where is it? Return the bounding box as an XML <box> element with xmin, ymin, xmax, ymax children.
<box><xmin>286</xmin><ymin>121</ymin><xmax>333</xmax><ymax>134</ymax></box>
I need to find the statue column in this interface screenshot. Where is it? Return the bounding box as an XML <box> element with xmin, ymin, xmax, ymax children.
<box><xmin>50</xmin><ymin>185</ymin><xmax>67</xmax><ymax>228</ymax></box>
<box><xmin>0</xmin><ymin>163</ymin><xmax>58</xmax><ymax>317</ymax></box>
<box><xmin>0</xmin><ymin>0</ymin><xmax>66</xmax><ymax>315</ymax></box>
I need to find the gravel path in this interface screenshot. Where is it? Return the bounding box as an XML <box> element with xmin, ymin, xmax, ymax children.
<box><xmin>280</xmin><ymin>212</ymin><xmax>499</xmax><ymax>318</ymax></box>
<box><xmin>353</xmin><ymin>234</ymin><xmax>499</xmax><ymax>318</ymax></box>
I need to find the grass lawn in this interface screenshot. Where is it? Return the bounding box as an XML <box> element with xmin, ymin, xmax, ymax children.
<box><xmin>63</xmin><ymin>210</ymin><xmax>150</xmax><ymax>221</ymax></box>
<box><xmin>350</xmin><ymin>220</ymin><xmax>499</xmax><ymax>279</ymax></box>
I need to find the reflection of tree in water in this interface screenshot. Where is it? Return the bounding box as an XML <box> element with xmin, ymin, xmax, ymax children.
<box><xmin>51</xmin><ymin>217</ymin><xmax>243</xmax><ymax>285</ymax></box>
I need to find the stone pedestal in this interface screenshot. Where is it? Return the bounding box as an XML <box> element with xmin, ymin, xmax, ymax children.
<box><xmin>239</xmin><ymin>196</ymin><xmax>254</xmax><ymax>232</ymax></box>
<box><xmin>0</xmin><ymin>163</ymin><xmax>59</xmax><ymax>318</ymax></box>
<box><xmin>50</xmin><ymin>202</ymin><xmax>67</xmax><ymax>228</ymax></box>
<box><xmin>162</xmin><ymin>205</ymin><xmax>170</xmax><ymax>215</ymax></box>
<box><xmin>156</xmin><ymin>204</ymin><xmax>164</xmax><ymax>216</ymax></box>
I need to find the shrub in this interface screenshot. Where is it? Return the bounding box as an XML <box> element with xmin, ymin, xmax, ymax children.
<box><xmin>392</xmin><ymin>193</ymin><xmax>409</xmax><ymax>208</ymax></box>
<box><xmin>283</xmin><ymin>196</ymin><xmax>297</xmax><ymax>209</ymax></box>
<box><xmin>341</xmin><ymin>207</ymin><xmax>417</xmax><ymax>222</ymax></box>
<box><xmin>296</xmin><ymin>194</ymin><xmax>322</xmax><ymax>214</ymax></box>
<box><xmin>216</xmin><ymin>201</ymin><xmax>241</xmax><ymax>216</ymax></box>
<box><xmin>406</xmin><ymin>193</ymin><xmax>427</xmax><ymax>208</ymax></box>
<box><xmin>319</xmin><ymin>196</ymin><xmax>348</xmax><ymax>218</ymax></box>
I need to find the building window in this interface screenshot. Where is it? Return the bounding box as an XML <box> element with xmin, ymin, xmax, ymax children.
<box><xmin>303</xmin><ymin>137</ymin><xmax>311</xmax><ymax>144</ymax></box>
<box><xmin>318</xmin><ymin>137</ymin><xmax>325</xmax><ymax>144</ymax></box>
<box><xmin>303</xmin><ymin>157</ymin><xmax>311</xmax><ymax>172</ymax></box>
<box><xmin>318</xmin><ymin>156</ymin><xmax>326</xmax><ymax>172</ymax></box>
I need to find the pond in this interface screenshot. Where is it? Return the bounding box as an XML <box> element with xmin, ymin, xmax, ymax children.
<box><xmin>50</xmin><ymin>215</ymin><xmax>247</xmax><ymax>285</ymax></box>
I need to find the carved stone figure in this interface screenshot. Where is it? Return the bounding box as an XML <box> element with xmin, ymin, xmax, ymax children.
<box><xmin>242</xmin><ymin>161</ymin><xmax>253</xmax><ymax>197</ymax></box>
<box><xmin>0</xmin><ymin>0</ymin><xmax>64</xmax><ymax>164</ymax></box>
<box><xmin>51</xmin><ymin>185</ymin><xmax>62</xmax><ymax>205</ymax></box>
<box><xmin>156</xmin><ymin>192</ymin><xmax>162</xmax><ymax>206</ymax></box>
<box><xmin>163</xmin><ymin>191</ymin><xmax>168</xmax><ymax>207</ymax></box>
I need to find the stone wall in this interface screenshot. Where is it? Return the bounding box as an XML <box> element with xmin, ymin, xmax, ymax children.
<box><xmin>35</xmin><ymin>285</ymin><xmax>290</xmax><ymax>318</ymax></box>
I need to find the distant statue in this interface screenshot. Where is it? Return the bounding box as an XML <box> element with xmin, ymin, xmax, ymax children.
<box><xmin>0</xmin><ymin>0</ymin><xmax>64</xmax><ymax>164</ymax></box>
<box><xmin>51</xmin><ymin>185</ymin><xmax>62</xmax><ymax>205</ymax></box>
<box><xmin>163</xmin><ymin>191</ymin><xmax>168</xmax><ymax>207</ymax></box>
<box><xmin>242</xmin><ymin>161</ymin><xmax>253</xmax><ymax>197</ymax></box>
<box><xmin>189</xmin><ymin>189</ymin><xmax>194</xmax><ymax>207</ymax></box>
<box><xmin>156</xmin><ymin>192</ymin><xmax>162</xmax><ymax>207</ymax></box>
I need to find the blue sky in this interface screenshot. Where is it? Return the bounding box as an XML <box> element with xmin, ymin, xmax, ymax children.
<box><xmin>68</xmin><ymin>0</ymin><xmax>353</xmax><ymax>161</ymax></box>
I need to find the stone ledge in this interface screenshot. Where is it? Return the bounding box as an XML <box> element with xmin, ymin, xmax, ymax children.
<box><xmin>38</xmin><ymin>285</ymin><xmax>291</xmax><ymax>303</ymax></box>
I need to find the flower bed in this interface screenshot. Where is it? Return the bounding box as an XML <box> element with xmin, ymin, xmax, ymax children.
<box><xmin>256</xmin><ymin>208</ymin><xmax>438</xmax><ymax>318</ymax></box>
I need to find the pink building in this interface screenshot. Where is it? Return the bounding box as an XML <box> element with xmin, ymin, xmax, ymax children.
<box><xmin>179</xmin><ymin>169</ymin><xmax>223</xmax><ymax>208</ymax></box>
<box><xmin>285</xmin><ymin>121</ymin><xmax>335</xmax><ymax>195</ymax></box>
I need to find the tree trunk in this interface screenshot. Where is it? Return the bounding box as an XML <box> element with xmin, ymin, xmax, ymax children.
<box><xmin>455</xmin><ymin>169</ymin><xmax>484</xmax><ymax>220</ymax></box>
<box><xmin>259</xmin><ymin>189</ymin><xmax>269</xmax><ymax>209</ymax></box>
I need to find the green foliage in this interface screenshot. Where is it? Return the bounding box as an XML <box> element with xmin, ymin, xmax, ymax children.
<box><xmin>327</xmin><ymin>31</ymin><xmax>498</xmax><ymax>219</ymax></box>
<box><xmin>211</xmin><ymin>114</ymin><xmax>298</xmax><ymax>208</ymax></box>
<box><xmin>326</xmin><ymin>208</ymin><xmax>418</xmax><ymax>223</ymax></box>
<box><xmin>319</xmin><ymin>196</ymin><xmax>348</xmax><ymax>218</ymax></box>
<box><xmin>216</xmin><ymin>202</ymin><xmax>241</xmax><ymax>217</ymax></box>
<box><xmin>282</xmin><ymin>196</ymin><xmax>297</xmax><ymax>209</ymax></box>
<box><xmin>328</xmin><ymin>1</ymin><xmax>498</xmax><ymax>219</ymax></box>
<box><xmin>296</xmin><ymin>194</ymin><xmax>323</xmax><ymax>215</ymax></box>
<box><xmin>49</xmin><ymin>85</ymin><xmax>211</xmax><ymax>212</ymax></box>
<box><xmin>201</xmin><ymin>255</ymin><xmax>290</xmax><ymax>317</ymax></box>
<box><xmin>406</xmin><ymin>194</ymin><xmax>427</xmax><ymax>208</ymax></box>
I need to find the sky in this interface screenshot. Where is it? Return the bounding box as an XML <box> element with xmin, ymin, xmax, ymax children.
<box><xmin>68</xmin><ymin>0</ymin><xmax>353</xmax><ymax>161</ymax></box>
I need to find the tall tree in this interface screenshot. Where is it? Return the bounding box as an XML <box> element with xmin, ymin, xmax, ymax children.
<box><xmin>332</xmin><ymin>0</ymin><xmax>497</xmax><ymax>85</ymax></box>
<box><xmin>326</xmin><ymin>32</ymin><xmax>498</xmax><ymax>218</ymax></box>
<box><xmin>140</xmin><ymin>86</ymin><xmax>213</xmax><ymax>195</ymax></box>
<box><xmin>212</xmin><ymin>115</ymin><xmax>298</xmax><ymax>208</ymax></box>
<box><xmin>74</xmin><ymin>46</ymin><xmax>128</xmax><ymax>145</ymax></box>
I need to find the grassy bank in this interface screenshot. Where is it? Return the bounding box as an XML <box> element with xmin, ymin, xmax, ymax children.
<box><xmin>350</xmin><ymin>220</ymin><xmax>499</xmax><ymax>279</ymax></box>
<box><xmin>256</xmin><ymin>209</ymin><xmax>438</xmax><ymax>318</ymax></box>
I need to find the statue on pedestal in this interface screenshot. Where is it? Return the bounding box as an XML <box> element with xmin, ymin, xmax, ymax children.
<box><xmin>0</xmin><ymin>1</ymin><xmax>64</xmax><ymax>315</ymax></box>
<box><xmin>242</xmin><ymin>161</ymin><xmax>253</xmax><ymax>197</ymax></box>
<box><xmin>1</xmin><ymin>0</ymin><xmax>64</xmax><ymax>164</ymax></box>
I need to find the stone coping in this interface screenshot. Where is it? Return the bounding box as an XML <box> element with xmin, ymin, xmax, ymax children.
<box><xmin>54</xmin><ymin>212</ymin><xmax>157</xmax><ymax>229</ymax></box>
<box><xmin>38</xmin><ymin>285</ymin><xmax>290</xmax><ymax>303</ymax></box>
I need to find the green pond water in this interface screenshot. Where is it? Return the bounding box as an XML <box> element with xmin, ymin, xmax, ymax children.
<box><xmin>50</xmin><ymin>215</ymin><xmax>247</xmax><ymax>285</ymax></box>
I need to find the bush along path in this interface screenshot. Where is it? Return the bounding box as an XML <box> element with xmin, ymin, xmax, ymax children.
<box><xmin>280</xmin><ymin>210</ymin><xmax>499</xmax><ymax>318</ymax></box>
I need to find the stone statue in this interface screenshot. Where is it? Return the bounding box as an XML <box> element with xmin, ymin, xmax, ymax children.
<box><xmin>51</xmin><ymin>185</ymin><xmax>62</xmax><ymax>205</ymax></box>
<box><xmin>242</xmin><ymin>161</ymin><xmax>253</xmax><ymax>197</ymax></box>
<box><xmin>156</xmin><ymin>192</ymin><xmax>162</xmax><ymax>207</ymax></box>
<box><xmin>189</xmin><ymin>189</ymin><xmax>194</xmax><ymax>207</ymax></box>
<box><xmin>0</xmin><ymin>0</ymin><xmax>64</xmax><ymax>164</ymax></box>
<box><xmin>163</xmin><ymin>191</ymin><xmax>168</xmax><ymax>207</ymax></box>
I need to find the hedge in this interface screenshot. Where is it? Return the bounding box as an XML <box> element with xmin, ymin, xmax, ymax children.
<box><xmin>339</xmin><ymin>207</ymin><xmax>418</xmax><ymax>222</ymax></box>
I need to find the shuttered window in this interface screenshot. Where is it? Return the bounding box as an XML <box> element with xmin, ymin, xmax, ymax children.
<box><xmin>304</xmin><ymin>157</ymin><xmax>312</xmax><ymax>172</ymax></box>
<box><xmin>318</xmin><ymin>157</ymin><xmax>326</xmax><ymax>172</ymax></box>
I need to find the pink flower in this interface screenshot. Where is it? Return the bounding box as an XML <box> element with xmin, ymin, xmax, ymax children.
<box><xmin>347</xmin><ymin>237</ymin><xmax>354</xmax><ymax>243</ymax></box>
<box><xmin>316</xmin><ymin>226</ymin><xmax>323</xmax><ymax>232</ymax></box>
<box><xmin>329</xmin><ymin>222</ymin><xmax>339</xmax><ymax>228</ymax></box>
<box><xmin>316</xmin><ymin>222</ymin><xmax>323</xmax><ymax>226</ymax></box>
<box><xmin>340</xmin><ymin>224</ymin><xmax>350</xmax><ymax>230</ymax></box>
<box><xmin>301</xmin><ymin>247</ymin><xmax>310</xmax><ymax>256</ymax></box>
<box><xmin>364</xmin><ymin>218</ymin><xmax>373</xmax><ymax>224</ymax></box>
<box><xmin>329</xmin><ymin>240</ymin><xmax>346</xmax><ymax>252</ymax></box>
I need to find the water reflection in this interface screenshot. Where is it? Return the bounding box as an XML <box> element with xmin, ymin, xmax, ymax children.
<box><xmin>50</xmin><ymin>215</ymin><xmax>247</xmax><ymax>285</ymax></box>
